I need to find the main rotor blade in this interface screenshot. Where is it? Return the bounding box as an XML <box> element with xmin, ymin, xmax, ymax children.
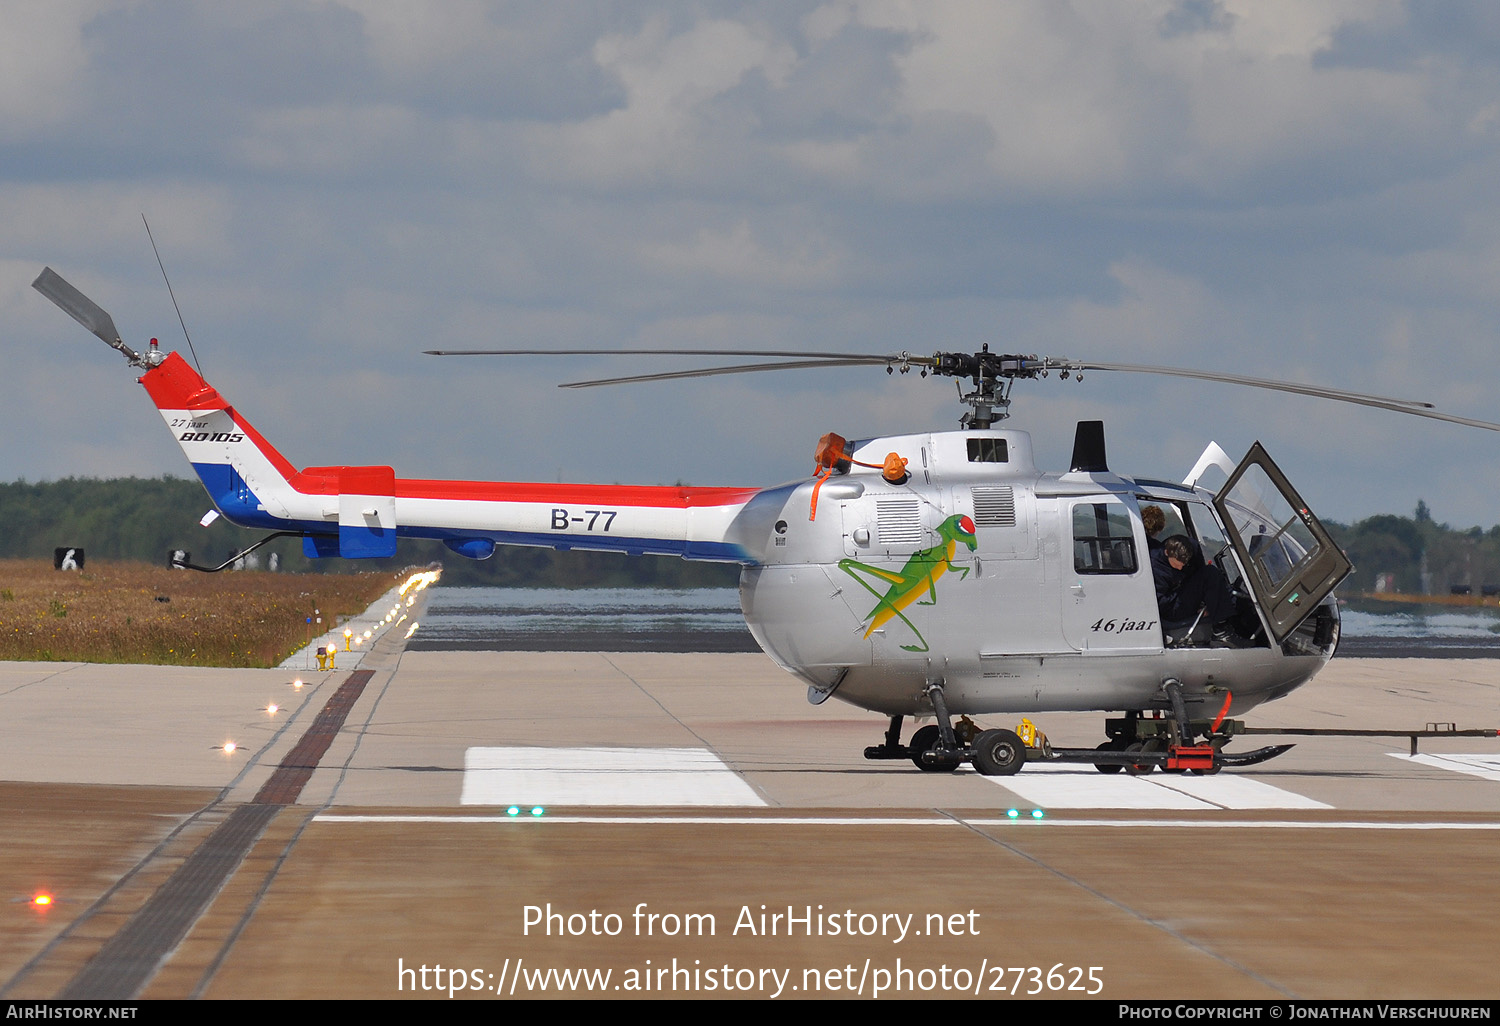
<box><xmin>1301</xmin><ymin>397</ymin><xmax>1500</xmax><ymax>432</ymax></box>
<box><xmin>1055</xmin><ymin>360</ymin><xmax>1435</xmax><ymax>410</ymax></box>
<box><xmin>1055</xmin><ymin>359</ymin><xmax>1500</xmax><ymax>432</ymax></box>
<box><xmin>561</xmin><ymin>356</ymin><xmax>911</xmax><ymax>389</ymax></box>
<box><xmin>425</xmin><ymin>344</ymin><xmax>1500</xmax><ymax>431</ymax></box>
<box><xmin>33</xmin><ymin>267</ymin><xmax>121</xmax><ymax>347</ymax></box>
<box><xmin>426</xmin><ymin>347</ymin><xmax>902</xmax><ymax>360</ymax></box>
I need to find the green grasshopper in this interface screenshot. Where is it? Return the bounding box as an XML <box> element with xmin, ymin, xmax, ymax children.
<box><xmin>838</xmin><ymin>513</ymin><xmax>978</xmax><ymax>652</ymax></box>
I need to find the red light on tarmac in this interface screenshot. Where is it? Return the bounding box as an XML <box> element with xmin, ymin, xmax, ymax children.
<box><xmin>32</xmin><ymin>893</ymin><xmax>53</xmax><ymax>908</ymax></box>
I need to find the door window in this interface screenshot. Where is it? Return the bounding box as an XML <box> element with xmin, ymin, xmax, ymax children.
<box><xmin>1072</xmin><ymin>503</ymin><xmax>1138</xmax><ymax>575</ymax></box>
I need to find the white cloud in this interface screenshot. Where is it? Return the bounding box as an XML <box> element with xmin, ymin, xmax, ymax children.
<box><xmin>1218</xmin><ymin>0</ymin><xmax>1401</xmax><ymax>59</ymax></box>
<box><xmin>233</xmin><ymin>102</ymin><xmax>423</xmax><ymax>175</ymax></box>
<box><xmin>0</xmin><ymin>1</ymin><xmax>104</xmax><ymax>136</ymax></box>
<box><xmin>337</xmin><ymin>0</ymin><xmax>509</xmax><ymax>72</ymax></box>
<box><xmin>777</xmin><ymin>1</ymin><xmax>1471</xmax><ymax>199</ymax></box>
<box><xmin>640</xmin><ymin>219</ymin><xmax>845</xmax><ymax>289</ymax></box>
<box><xmin>0</xmin><ymin>183</ymin><xmax>230</xmax><ymax>257</ymax></box>
<box><xmin>1056</xmin><ymin>259</ymin><xmax>1222</xmax><ymax>358</ymax></box>
<box><xmin>526</xmin><ymin>16</ymin><xmax>798</xmax><ymax>186</ymax></box>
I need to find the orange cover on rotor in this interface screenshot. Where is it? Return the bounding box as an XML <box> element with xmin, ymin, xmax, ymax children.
<box><xmin>814</xmin><ymin>432</ymin><xmax>848</xmax><ymax>470</ymax></box>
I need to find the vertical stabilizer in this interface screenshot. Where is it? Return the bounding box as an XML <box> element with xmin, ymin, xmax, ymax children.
<box><xmin>138</xmin><ymin>352</ymin><xmax>302</xmax><ymax>529</ymax></box>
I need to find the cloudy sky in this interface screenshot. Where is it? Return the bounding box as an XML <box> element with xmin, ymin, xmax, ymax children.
<box><xmin>4</xmin><ymin>1</ymin><xmax>1499</xmax><ymax>528</ymax></box>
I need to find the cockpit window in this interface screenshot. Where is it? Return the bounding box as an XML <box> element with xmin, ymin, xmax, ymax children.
<box><xmin>1181</xmin><ymin>500</ymin><xmax>1231</xmax><ymax>569</ymax></box>
<box><xmin>1073</xmin><ymin>503</ymin><xmax>1138</xmax><ymax>574</ymax></box>
<box><xmin>1138</xmin><ymin>495</ymin><xmax>1233</xmax><ymax>573</ymax></box>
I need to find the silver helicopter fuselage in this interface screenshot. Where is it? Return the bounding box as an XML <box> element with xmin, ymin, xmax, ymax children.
<box><xmin>732</xmin><ymin>427</ymin><xmax>1341</xmax><ymax>718</ymax></box>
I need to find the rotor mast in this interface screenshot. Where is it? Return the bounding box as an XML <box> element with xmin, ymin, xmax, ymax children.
<box><xmin>927</xmin><ymin>348</ymin><xmax>1066</xmax><ymax>430</ymax></box>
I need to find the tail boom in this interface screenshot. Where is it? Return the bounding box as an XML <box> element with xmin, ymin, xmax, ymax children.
<box><xmin>140</xmin><ymin>352</ymin><xmax>758</xmax><ymax>562</ymax></box>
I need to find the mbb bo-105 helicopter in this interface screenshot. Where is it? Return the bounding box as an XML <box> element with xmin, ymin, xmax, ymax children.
<box><xmin>33</xmin><ymin>266</ymin><xmax>1500</xmax><ymax>777</ymax></box>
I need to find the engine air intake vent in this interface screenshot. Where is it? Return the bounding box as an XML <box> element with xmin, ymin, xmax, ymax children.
<box><xmin>971</xmin><ymin>486</ymin><xmax>1016</xmax><ymax>527</ymax></box>
<box><xmin>876</xmin><ymin>499</ymin><xmax>924</xmax><ymax>545</ymax></box>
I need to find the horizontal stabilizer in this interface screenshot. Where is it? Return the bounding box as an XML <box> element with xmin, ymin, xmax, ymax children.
<box><xmin>338</xmin><ymin>466</ymin><xmax>398</xmax><ymax>558</ymax></box>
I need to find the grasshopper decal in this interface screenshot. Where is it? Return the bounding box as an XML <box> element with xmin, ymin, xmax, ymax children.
<box><xmin>839</xmin><ymin>513</ymin><xmax>978</xmax><ymax>652</ymax></box>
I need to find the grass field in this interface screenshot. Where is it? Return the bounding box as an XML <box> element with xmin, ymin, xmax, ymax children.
<box><xmin>0</xmin><ymin>560</ymin><xmax>401</xmax><ymax>667</ymax></box>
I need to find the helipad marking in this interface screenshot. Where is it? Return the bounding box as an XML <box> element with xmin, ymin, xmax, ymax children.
<box><xmin>1392</xmin><ymin>753</ymin><xmax>1500</xmax><ymax>782</ymax></box>
<box><xmin>1151</xmin><ymin>773</ymin><xmax>1331</xmax><ymax>809</ymax></box>
<box><xmin>461</xmin><ymin>746</ymin><xmax>766</xmax><ymax>807</ymax></box>
<box><xmin>983</xmin><ymin>765</ymin><xmax>1213</xmax><ymax>809</ymax></box>
<box><xmin>983</xmin><ymin>763</ymin><xmax>1328</xmax><ymax>810</ymax></box>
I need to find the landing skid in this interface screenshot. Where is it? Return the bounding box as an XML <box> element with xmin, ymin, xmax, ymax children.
<box><xmin>1043</xmin><ymin>742</ymin><xmax>1295</xmax><ymax>773</ymax></box>
<box><xmin>863</xmin><ymin>681</ymin><xmax>1295</xmax><ymax>777</ymax></box>
<box><xmin>865</xmin><ymin>730</ymin><xmax>1294</xmax><ymax>776</ymax></box>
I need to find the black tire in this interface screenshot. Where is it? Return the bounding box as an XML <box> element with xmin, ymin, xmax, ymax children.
<box><xmin>1124</xmin><ymin>739</ymin><xmax>1160</xmax><ymax>776</ymax></box>
<box><xmin>1189</xmin><ymin>739</ymin><xmax>1225</xmax><ymax>775</ymax></box>
<box><xmin>909</xmin><ymin>725</ymin><xmax>959</xmax><ymax>772</ymax></box>
<box><xmin>972</xmin><ymin>729</ymin><xmax>1026</xmax><ymax>776</ymax></box>
<box><xmin>1094</xmin><ymin>740</ymin><xmax>1123</xmax><ymax>774</ymax></box>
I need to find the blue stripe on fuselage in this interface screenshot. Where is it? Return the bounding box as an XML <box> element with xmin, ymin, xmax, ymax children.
<box><xmin>396</xmin><ymin>526</ymin><xmax>752</xmax><ymax>563</ymax></box>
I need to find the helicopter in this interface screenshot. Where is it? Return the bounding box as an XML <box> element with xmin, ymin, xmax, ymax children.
<box><xmin>32</xmin><ymin>266</ymin><xmax>1500</xmax><ymax>778</ymax></box>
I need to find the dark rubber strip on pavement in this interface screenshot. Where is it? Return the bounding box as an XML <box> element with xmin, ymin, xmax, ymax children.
<box><xmin>57</xmin><ymin>670</ymin><xmax>375</xmax><ymax>999</ymax></box>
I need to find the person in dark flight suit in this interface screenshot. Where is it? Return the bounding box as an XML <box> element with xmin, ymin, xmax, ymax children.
<box><xmin>1152</xmin><ymin>534</ymin><xmax>1243</xmax><ymax>645</ymax></box>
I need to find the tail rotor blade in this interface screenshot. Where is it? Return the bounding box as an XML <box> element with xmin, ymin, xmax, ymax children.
<box><xmin>33</xmin><ymin>267</ymin><xmax>121</xmax><ymax>346</ymax></box>
<box><xmin>32</xmin><ymin>266</ymin><xmax>147</xmax><ymax>366</ymax></box>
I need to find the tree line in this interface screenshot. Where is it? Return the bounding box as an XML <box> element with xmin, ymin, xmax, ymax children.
<box><xmin>1</xmin><ymin>476</ymin><xmax>1490</xmax><ymax>594</ymax></box>
<box><xmin>1325</xmin><ymin>501</ymin><xmax>1500</xmax><ymax>596</ymax></box>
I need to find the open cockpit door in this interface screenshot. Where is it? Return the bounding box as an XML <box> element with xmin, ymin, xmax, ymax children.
<box><xmin>1213</xmin><ymin>442</ymin><xmax>1352</xmax><ymax>644</ymax></box>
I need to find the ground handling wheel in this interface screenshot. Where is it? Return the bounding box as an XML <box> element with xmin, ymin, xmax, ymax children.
<box><xmin>909</xmin><ymin>725</ymin><xmax>960</xmax><ymax>772</ymax></box>
<box><xmin>1124</xmin><ymin>739</ymin><xmax>1162</xmax><ymax>776</ymax></box>
<box><xmin>1094</xmin><ymin>739</ymin><xmax>1126</xmax><ymax>774</ymax></box>
<box><xmin>972</xmin><ymin>728</ymin><xmax>1027</xmax><ymax>776</ymax></box>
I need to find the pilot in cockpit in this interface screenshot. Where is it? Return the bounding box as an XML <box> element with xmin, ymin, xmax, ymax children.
<box><xmin>1151</xmin><ymin>534</ymin><xmax>1247</xmax><ymax>647</ymax></box>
